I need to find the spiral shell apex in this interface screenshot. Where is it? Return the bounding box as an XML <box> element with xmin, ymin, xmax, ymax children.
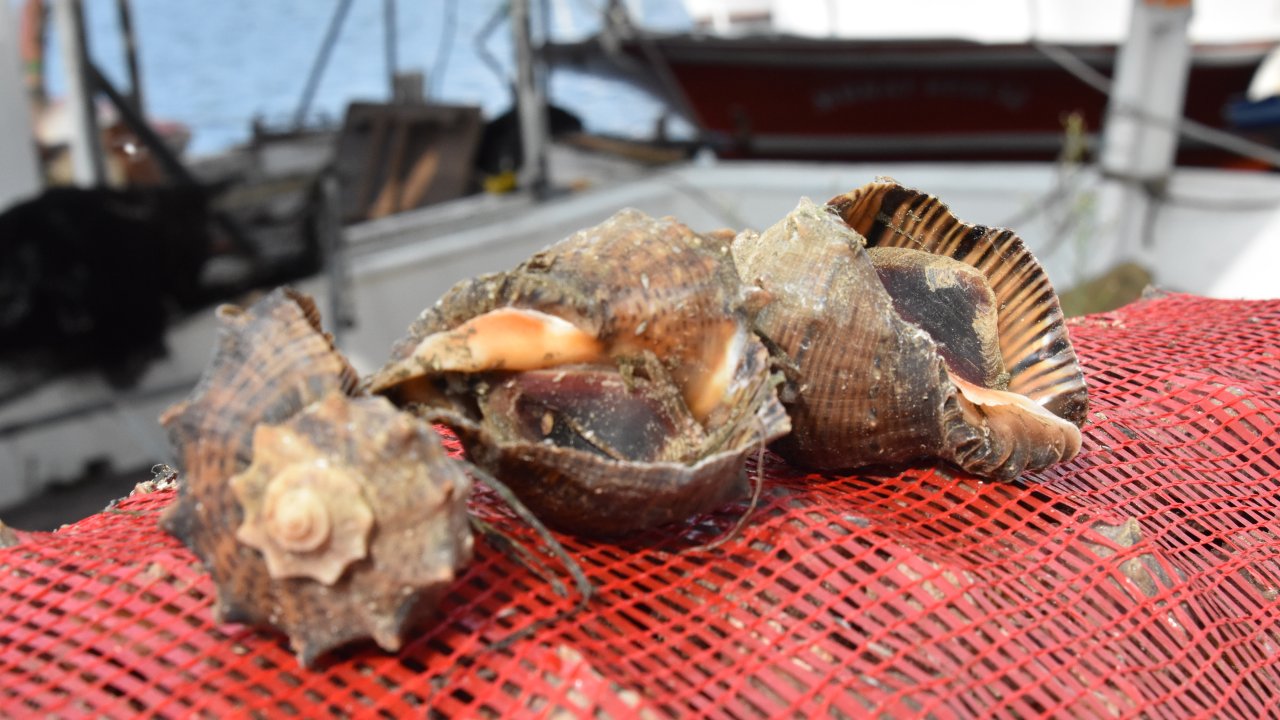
<box><xmin>231</xmin><ymin>432</ymin><xmax>375</xmax><ymax>585</ymax></box>
<box><xmin>214</xmin><ymin>392</ymin><xmax>473</xmax><ymax>664</ymax></box>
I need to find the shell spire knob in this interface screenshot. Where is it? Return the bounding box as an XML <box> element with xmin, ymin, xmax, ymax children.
<box><xmin>231</xmin><ymin>443</ymin><xmax>375</xmax><ymax>585</ymax></box>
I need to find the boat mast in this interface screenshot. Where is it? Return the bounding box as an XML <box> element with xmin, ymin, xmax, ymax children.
<box><xmin>294</xmin><ymin>0</ymin><xmax>353</xmax><ymax>130</ymax></box>
<box><xmin>0</xmin><ymin>0</ymin><xmax>41</xmax><ymax>206</ymax></box>
<box><xmin>512</xmin><ymin>0</ymin><xmax>549</xmax><ymax>197</ymax></box>
<box><xmin>51</xmin><ymin>0</ymin><xmax>106</xmax><ymax>186</ymax></box>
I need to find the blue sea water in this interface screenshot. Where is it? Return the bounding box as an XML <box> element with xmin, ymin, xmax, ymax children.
<box><xmin>42</xmin><ymin>0</ymin><xmax>693</xmax><ymax>156</ymax></box>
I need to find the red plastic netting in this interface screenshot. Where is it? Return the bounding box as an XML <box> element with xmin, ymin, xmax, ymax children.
<box><xmin>2</xmin><ymin>292</ymin><xmax>1279</xmax><ymax>718</ymax></box>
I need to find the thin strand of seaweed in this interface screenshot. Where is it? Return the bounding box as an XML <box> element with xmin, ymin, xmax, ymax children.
<box><xmin>687</xmin><ymin>417</ymin><xmax>768</xmax><ymax>553</ymax></box>
<box><xmin>466</xmin><ymin>464</ymin><xmax>593</xmax><ymax>650</ymax></box>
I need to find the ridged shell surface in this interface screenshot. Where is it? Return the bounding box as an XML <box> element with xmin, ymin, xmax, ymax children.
<box><xmin>733</xmin><ymin>200</ymin><xmax>959</xmax><ymax>468</ymax></box>
<box><xmin>161</xmin><ymin>288</ymin><xmax>360</xmax><ymax>554</ymax></box>
<box><xmin>225</xmin><ymin>393</ymin><xmax>472</xmax><ymax>666</ymax></box>
<box><xmin>160</xmin><ymin>289</ymin><xmax>471</xmax><ymax>666</ymax></box>
<box><xmin>733</xmin><ymin>198</ymin><xmax>1079</xmax><ymax>479</ymax></box>
<box><xmin>828</xmin><ymin>180</ymin><xmax>1088</xmax><ymax>425</ymax></box>
<box><xmin>388</xmin><ymin>209</ymin><xmax>744</xmax><ymax>364</ymax></box>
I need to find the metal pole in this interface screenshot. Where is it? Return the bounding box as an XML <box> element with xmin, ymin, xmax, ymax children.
<box><xmin>0</xmin><ymin>0</ymin><xmax>42</xmax><ymax>206</ymax></box>
<box><xmin>115</xmin><ymin>0</ymin><xmax>143</xmax><ymax>114</ymax></box>
<box><xmin>383</xmin><ymin>0</ymin><xmax>397</xmax><ymax>99</ymax></box>
<box><xmin>1100</xmin><ymin>0</ymin><xmax>1192</xmax><ymax>182</ymax></box>
<box><xmin>430</xmin><ymin>0</ymin><xmax>458</xmax><ymax>98</ymax></box>
<box><xmin>1090</xmin><ymin>0</ymin><xmax>1193</xmax><ymax>283</ymax></box>
<box><xmin>320</xmin><ymin>172</ymin><xmax>355</xmax><ymax>344</ymax></box>
<box><xmin>511</xmin><ymin>0</ymin><xmax>549</xmax><ymax>196</ymax></box>
<box><xmin>51</xmin><ymin>0</ymin><xmax>106</xmax><ymax>186</ymax></box>
<box><xmin>294</xmin><ymin>0</ymin><xmax>354</xmax><ymax>129</ymax></box>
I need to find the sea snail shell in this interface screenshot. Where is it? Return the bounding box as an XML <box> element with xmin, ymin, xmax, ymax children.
<box><xmin>829</xmin><ymin>179</ymin><xmax>1088</xmax><ymax>426</ymax></box>
<box><xmin>733</xmin><ymin>192</ymin><xmax>1085</xmax><ymax>479</ymax></box>
<box><xmin>369</xmin><ymin>209</ymin><xmax>790</xmax><ymax>535</ymax></box>
<box><xmin>160</xmin><ymin>289</ymin><xmax>472</xmax><ymax>666</ymax></box>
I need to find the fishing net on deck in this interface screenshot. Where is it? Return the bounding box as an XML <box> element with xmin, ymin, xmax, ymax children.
<box><xmin>2</xmin><ymin>292</ymin><xmax>1278</xmax><ymax>718</ymax></box>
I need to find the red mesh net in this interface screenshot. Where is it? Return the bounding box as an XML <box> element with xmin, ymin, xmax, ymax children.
<box><xmin>3</xmin><ymin>292</ymin><xmax>1279</xmax><ymax>718</ymax></box>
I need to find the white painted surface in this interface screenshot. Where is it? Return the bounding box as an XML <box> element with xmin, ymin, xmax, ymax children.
<box><xmin>50</xmin><ymin>0</ymin><xmax>104</xmax><ymax>187</ymax></box>
<box><xmin>0</xmin><ymin>0</ymin><xmax>41</xmax><ymax>210</ymax></box>
<box><xmin>1101</xmin><ymin>0</ymin><xmax>1192</xmax><ymax>183</ymax></box>
<box><xmin>729</xmin><ymin>0</ymin><xmax>1280</xmax><ymax>44</ymax></box>
<box><xmin>685</xmin><ymin>0</ymin><xmax>772</xmax><ymax>33</ymax></box>
<box><xmin>1093</xmin><ymin>0</ymin><xmax>1192</xmax><ymax>282</ymax></box>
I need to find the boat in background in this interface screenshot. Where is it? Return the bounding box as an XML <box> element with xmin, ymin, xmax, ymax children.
<box><xmin>547</xmin><ymin>0</ymin><xmax>1280</xmax><ymax>165</ymax></box>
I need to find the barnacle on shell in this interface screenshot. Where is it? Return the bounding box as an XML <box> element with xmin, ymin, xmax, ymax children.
<box><xmin>369</xmin><ymin>209</ymin><xmax>790</xmax><ymax>536</ymax></box>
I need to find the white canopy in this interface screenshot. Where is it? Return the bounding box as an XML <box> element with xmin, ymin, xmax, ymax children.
<box><xmin>685</xmin><ymin>0</ymin><xmax>1280</xmax><ymax>44</ymax></box>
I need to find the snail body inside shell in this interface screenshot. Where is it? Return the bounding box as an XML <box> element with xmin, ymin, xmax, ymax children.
<box><xmin>371</xmin><ymin>298</ymin><xmax>748</xmax><ymax>424</ymax></box>
<box><xmin>369</xmin><ymin>208</ymin><xmax>790</xmax><ymax>536</ymax></box>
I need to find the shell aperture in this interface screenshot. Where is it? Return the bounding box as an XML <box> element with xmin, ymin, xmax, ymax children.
<box><xmin>370</xmin><ymin>209</ymin><xmax>790</xmax><ymax>535</ymax></box>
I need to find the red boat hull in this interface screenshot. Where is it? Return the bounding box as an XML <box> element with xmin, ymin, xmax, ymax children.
<box><xmin>557</xmin><ymin>35</ymin><xmax>1268</xmax><ymax>166</ymax></box>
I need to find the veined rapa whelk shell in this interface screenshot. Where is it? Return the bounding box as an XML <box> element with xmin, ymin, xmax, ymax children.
<box><xmin>160</xmin><ymin>288</ymin><xmax>472</xmax><ymax>667</ymax></box>
<box><xmin>732</xmin><ymin>189</ymin><xmax>1085</xmax><ymax>480</ymax></box>
<box><xmin>829</xmin><ymin>179</ymin><xmax>1088</xmax><ymax>427</ymax></box>
<box><xmin>368</xmin><ymin>209</ymin><xmax>790</xmax><ymax>536</ymax></box>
